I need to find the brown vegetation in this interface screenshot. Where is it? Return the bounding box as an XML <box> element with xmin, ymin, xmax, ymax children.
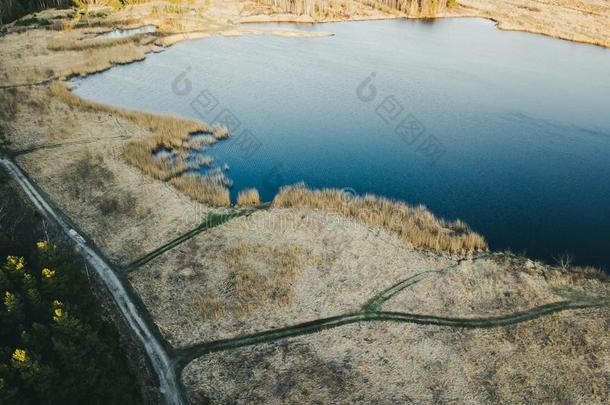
<box><xmin>192</xmin><ymin>243</ymin><xmax>304</xmax><ymax>319</ymax></box>
<box><xmin>170</xmin><ymin>173</ymin><xmax>231</xmax><ymax>207</ymax></box>
<box><xmin>128</xmin><ymin>207</ymin><xmax>455</xmax><ymax>346</ymax></box>
<box><xmin>255</xmin><ymin>0</ymin><xmax>450</xmax><ymax>17</ymax></box>
<box><xmin>236</xmin><ymin>188</ymin><xmax>261</xmax><ymax>206</ymax></box>
<box><xmin>273</xmin><ymin>183</ymin><xmax>487</xmax><ymax>253</ymax></box>
<box><xmin>3</xmin><ymin>4</ymin><xmax>610</xmax><ymax>405</ymax></box>
<box><xmin>49</xmin><ymin>81</ymin><xmax>234</xmax><ymax>205</ymax></box>
<box><xmin>212</xmin><ymin>124</ymin><xmax>229</xmax><ymax>140</ymax></box>
<box><xmin>47</xmin><ymin>30</ymin><xmax>149</xmax><ymax>51</ymax></box>
<box><xmin>0</xmin><ymin>88</ymin><xmax>23</xmax><ymax>123</ymax></box>
<box><xmin>183</xmin><ymin>306</ymin><xmax>609</xmax><ymax>404</ymax></box>
<box><xmin>63</xmin><ymin>151</ymin><xmax>136</xmax><ymax>217</ymax></box>
<box><xmin>52</xmin><ymin>41</ymin><xmax>149</xmax><ymax>78</ymax></box>
<box><xmin>49</xmin><ymin>80</ymin><xmax>204</xmax><ymax>148</ymax></box>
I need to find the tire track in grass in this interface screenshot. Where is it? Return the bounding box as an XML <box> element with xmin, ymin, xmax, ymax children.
<box><xmin>6</xmin><ymin>150</ymin><xmax>606</xmax><ymax>403</ymax></box>
<box><xmin>123</xmin><ymin>205</ymin><xmax>269</xmax><ymax>272</ymax></box>
<box><xmin>174</xmin><ymin>299</ymin><xmax>609</xmax><ymax>370</ymax></box>
<box><xmin>362</xmin><ymin>254</ymin><xmax>493</xmax><ymax>312</ymax></box>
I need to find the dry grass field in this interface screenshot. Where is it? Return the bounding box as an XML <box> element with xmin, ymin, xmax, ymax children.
<box><xmin>385</xmin><ymin>254</ymin><xmax>609</xmax><ymax>316</ymax></box>
<box><xmin>1</xmin><ymin>2</ymin><xmax>609</xmax><ymax>404</ymax></box>
<box><xmin>183</xmin><ymin>308</ymin><xmax>609</xmax><ymax>404</ymax></box>
<box><xmin>3</xmin><ymin>84</ymin><xmax>214</xmax><ymax>264</ymax></box>
<box><xmin>129</xmin><ymin>208</ymin><xmax>454</xmax><ymax>346</ymax></box>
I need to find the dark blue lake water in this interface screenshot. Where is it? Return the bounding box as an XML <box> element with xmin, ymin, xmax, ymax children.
<box><xmin>72</xmin><ymin>19</ymin><xmax>610</xmax><ymax>269</ymax></box>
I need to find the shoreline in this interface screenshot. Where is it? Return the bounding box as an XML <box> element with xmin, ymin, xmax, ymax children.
<box><xmin>1</xmin><ymin>5</ymin><xmax>607</xmax><ymax>263</ymax></box>
<box><xmin>0</xmin><ymin>3</ymin><xmax>608</xmax><ymax>403</ymax></box>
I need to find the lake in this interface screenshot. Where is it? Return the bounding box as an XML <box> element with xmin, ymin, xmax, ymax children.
<box><xmin>71</xmin><ymin>18</ymin><xmax>610</xmax><ymax>269</ymax></box>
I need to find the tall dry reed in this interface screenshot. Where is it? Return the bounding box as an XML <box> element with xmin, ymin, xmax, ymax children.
<box><xmin>256</xmin><ymin>0</ymin><xmax>449</xmax><ymax>17</ymax></box>
<box><xmin>49</xmin><ymin>81</ymin><xmax>233</xmax><ymax>205</ymax></box>
<box><xmin>273</xmin><ymin>183</ymin><xmax>487</xmax><ymax>253</ymax></box>
<box><xmin>237</xmin><ymin>188</ymin><xmax>261</xmax><ymax>207</ymax></box>
<box><xmin>170</xmin><ymin>173</ymin><xmax>231</xmax><ymax>206</ymax></box>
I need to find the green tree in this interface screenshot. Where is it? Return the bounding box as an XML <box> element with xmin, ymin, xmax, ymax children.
<box><xmin>0</xmin><ymin>236</ymin><xmax>141</xmax><ymax>404</ymax></box>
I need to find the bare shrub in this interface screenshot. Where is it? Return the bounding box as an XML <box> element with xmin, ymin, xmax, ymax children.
<box><xmin>553</xmin><ymin>252</ymin><xmax>573</xmax><ymax>271</ymax></box>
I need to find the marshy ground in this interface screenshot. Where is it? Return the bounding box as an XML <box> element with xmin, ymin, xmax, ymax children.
<box><xmin>0</xmin><ymin>1</ymin><xmax>609</xmax><ymax>404</ymax></box>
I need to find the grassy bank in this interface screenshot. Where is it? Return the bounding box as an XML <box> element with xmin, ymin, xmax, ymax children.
<box><xmin>273</xmin><ymin>183</ymin><xmax>487</xmax><ymax>253</ymax></box>
<box><xmin>48</xmin><ymin>82</ymin><xmax>488</xmax><ymax>244</ymax></box>
<box><xmin>49</xmin><ymin>81</ymin><xmax>234</xmax><ymax>206</ymax></box>
<box><xmin>237</xmin><ymin>188</ymin><xmax>261</xmax><ymax>206</ymax></box>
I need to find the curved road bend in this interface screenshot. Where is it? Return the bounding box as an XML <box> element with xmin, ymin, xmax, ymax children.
<box><xmin>0</xmin><ymin>156</ymin><xmax>185</xmax><ymax>405</ymax></box>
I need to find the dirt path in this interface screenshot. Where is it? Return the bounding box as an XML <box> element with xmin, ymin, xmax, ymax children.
<box><xmin>174</xmin><ymin>274</ymin><xmax>608</xmax><ymax>369</ymax></box>
<box><xmin>124</xmin><ymin>208</ymin><xmax>263</xmax><ymax>272</ymax></box>
<box><xmin>0</xmin><ymin>155</ymin><xmax>187</xmax><ymax>405</ymax></box>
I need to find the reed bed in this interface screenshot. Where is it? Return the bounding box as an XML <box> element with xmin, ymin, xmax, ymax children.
<box><xmin>212</xmin><ymin>124</ymin><xmax>230</xmax><ymax>140</ymax></box>
<box><xmin>273</xmin><ymin>183</ymin><xmax>487</xmax><ymax>253</ymax></box>
<box><xmin>50</xmin><ymin>80</ymin><xmax>205</xmax><ymax>141</ymax></box>
<box><xmin>47</xmin><ymin>31</ymin><xmax>148</xmax><ymax>51</ymax></box>
<box><xmin>68</xmin><ymin>47</ymin><xmax>147</xmax><ymax>76</ymax></box>
<box><xmin>187</xmin><ymin>133</ymin><xmax>218</xmax><ymax>150</ymax></box>
<box><xmin>237</xmin><ymin>188</ymin><xmax>261</xmax><ymax>207</ymax></box>
<box><xmin>256</xmin><ymin>0</ymin><xmax>450</xmax><ymax>17</ymax></box>
<box><xmin>170</xmin><ymin>173</ymin><xmax>231</xmax><ymax>206</ymax></box>
<box><xmin>49</xmin><ymin>81</ymin><xmax>234</xmax><ymax>205</ymax></box>
<box><xmin>192</xmin><ymin>154</ymin><xmax>214</xmax><ymax>168</ymax></box>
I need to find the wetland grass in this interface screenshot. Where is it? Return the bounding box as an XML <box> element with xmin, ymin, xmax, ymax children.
<box><xmin>49</xmin><ymin>81</ymin><xmax>205</xmax><ymax>142</ymax></box>
<box><xmin>237</xmin><ymin>188</ymin><xmax>261</xmax><ymax>207</ymax></box>
<box><xmin>170</xmin><ymin>173</ymin><xmax>231</xmax><ymax>206</ymax></box>
<box><xmin>47</xmin><ymin>31</ymin><xmax>148</xmax><ymax>51</ymax></box>
<box><xmin>273</xmin><ymin>183</ymin><xmax>487</xmax><ymax>253</ymax></box>
<box><xmin>212</xmin><ymin>124</ymin><xmax>230</xmax><ymax>140</ymax></box>
<box><xmin>49</xmin><ymin>81</ymin><xmax>233</xmax><ymax>204</ymax></box>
